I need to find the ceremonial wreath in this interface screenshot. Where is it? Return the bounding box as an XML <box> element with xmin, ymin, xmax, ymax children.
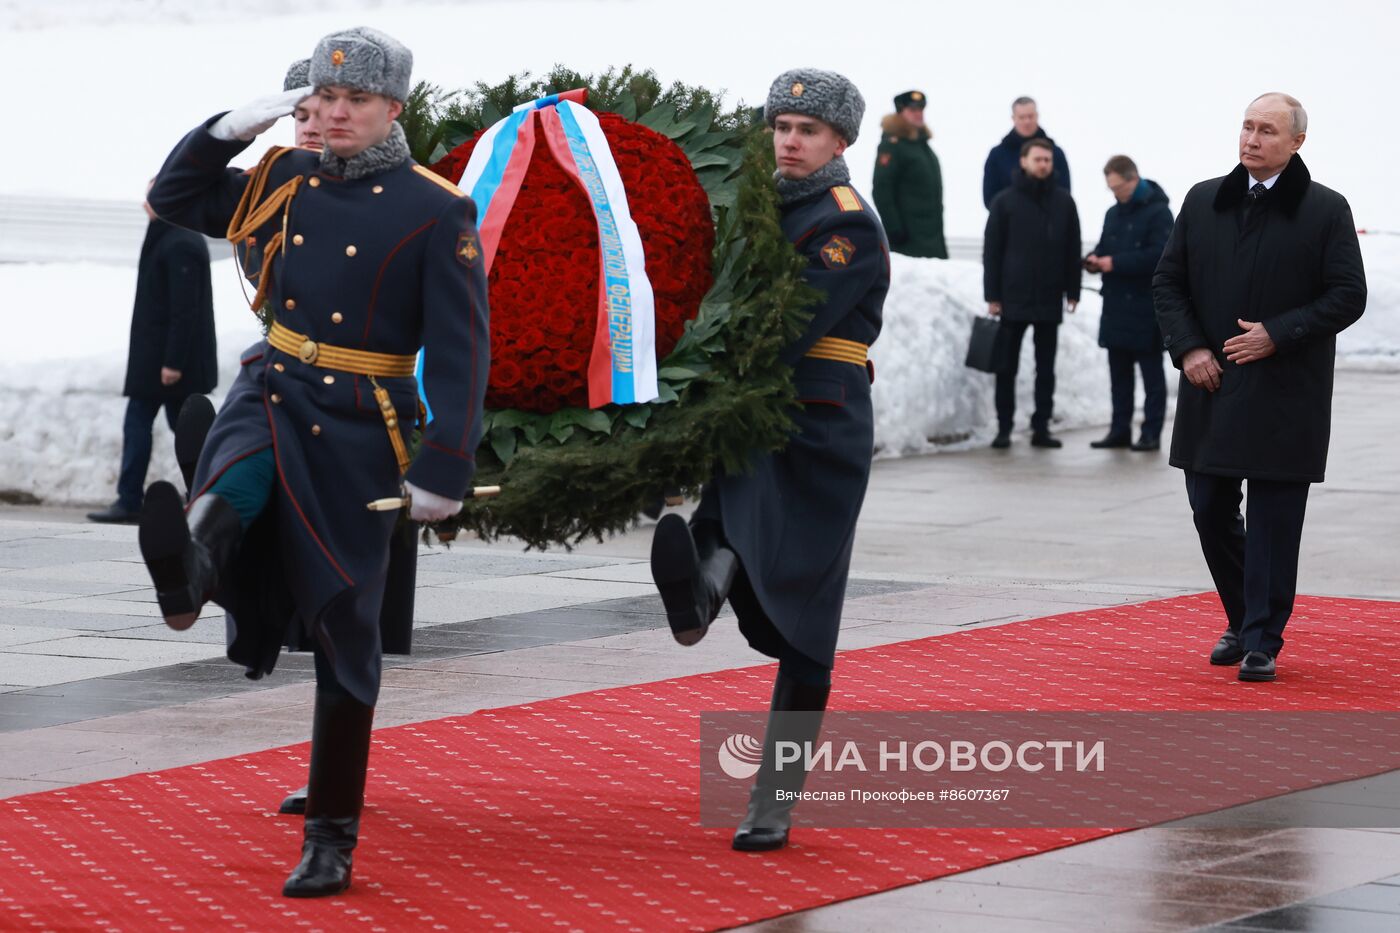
<box><xmin>399</xmin><ymin>68</ymin><xmax>817</xmax><ymax>548</ymax></box>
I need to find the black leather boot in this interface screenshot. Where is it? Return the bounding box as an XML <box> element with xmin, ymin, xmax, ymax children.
<box><xmin>650</xmin><ymin>514</ymin><xmax>738</xmax><ymax>646</ymax></box>
<box><xmin>283</xmin><ymin>690</ymin><xmax>374</xmax><ymax>898</ymax></box>
<box><xmin>174</xmin><ymin>395</ymin><xmax>216</xmax><ymax>498</ymax></box>
<box><xmin>279</xmin><ymin>785</ymin><xmax>308</xmax><ymax>815</ymax></box>
<box><xmin>732</xmin><ymin>674</ymin><xmax>831</xmax><ymax>852</ymax></box>
<box><xmin>138</xmin><ymin>483</ymin><xmax>241</xmax><ymax>630</ymax></box>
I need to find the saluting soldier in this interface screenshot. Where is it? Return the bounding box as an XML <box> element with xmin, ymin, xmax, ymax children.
<box><xmin>650</xmin><ymin>68</ymin><xmax>888</xmax><ymax>851</ymax></box>
<box><xmin>872</xmin><ymin>89</ymin><xmax>948</xmax><ymax>259</ymax></box>
<box><xmin>143</xmin><ymin>26</ymin><xmax>489</xmax><ymax>897</ymax></box>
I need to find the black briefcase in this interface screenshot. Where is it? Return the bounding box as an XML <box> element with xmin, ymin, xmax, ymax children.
<box><xmin>964</xmin><ymin>316</ymin><xmax>1006</xmax><ymax>373</ymax></box>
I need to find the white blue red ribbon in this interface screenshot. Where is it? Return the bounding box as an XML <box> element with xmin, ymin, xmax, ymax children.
<box><xmin>456</xmin><ymin>91</ymin><xmax>658</xmax><ymax>408</ymax></box>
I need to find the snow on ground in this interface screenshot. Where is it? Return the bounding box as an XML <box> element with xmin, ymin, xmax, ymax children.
<box><xmin>3</xmin><ymin>237</ymin><xmax>1395</xmax><ymax>505</ymax></box>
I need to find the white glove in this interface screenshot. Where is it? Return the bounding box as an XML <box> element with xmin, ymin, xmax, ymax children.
<box><xmin>404</xmin><ymin>481</ymin><xmax>463</xmax><ymax>523</ymax></box>
<box><xmin>209</xmin><ymin>87</ymin><xmax>313</xmax><ymax>142</ymax></box>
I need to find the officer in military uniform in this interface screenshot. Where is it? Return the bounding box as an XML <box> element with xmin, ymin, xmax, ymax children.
<box><xmin>143</xmin><ymin>26</ymin><xmax>489</xmax><ymax>897</ymax></box>
<box><xmin>650</xmin><ymin>68</ymin><xmax>888</xmax><ymax>852</ymax></box>
<box><xmin>872</xmin><ymin>89</ymin><xmax>948</xmax><ymax>259</ymax></box>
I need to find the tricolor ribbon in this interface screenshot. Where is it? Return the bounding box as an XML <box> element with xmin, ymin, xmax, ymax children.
<box><xmin>457</xmin><ymin>89</ymin><xmax>659</xmax><ymax>408</ymax></box>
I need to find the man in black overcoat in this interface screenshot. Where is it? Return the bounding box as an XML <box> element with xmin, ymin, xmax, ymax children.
<box><xmin>649</xmin><ymin>68</ymin><xmax>888</xmax><ymax>852</ymax></box>
<box><xmin>142</xmin><ymin>26</ymin><xmax>490</xmax><ymax>895</ymax></box>
<box><xmin>87</xmin><ymin>184</ymin><xmax>216</xmax><ymax>523</ymax></box>
<box><xmin>1154</xmin><ymin>92</ymin><xmax>1366</xmax><ymax>682</ymax></box>
<box><xmin>983</xmin><ymin>137</ymin><xmax>1081</xmax><ymax>448</ymax></box>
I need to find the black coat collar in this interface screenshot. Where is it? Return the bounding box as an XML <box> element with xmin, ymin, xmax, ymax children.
<box><xmin>1212</xmin><ymin>153</ymin><xmax>1310</xmax><ymax>217</ymax></box>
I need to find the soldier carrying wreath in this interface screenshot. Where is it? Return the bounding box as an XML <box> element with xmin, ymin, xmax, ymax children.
<box><xmin>649</xmin><ymin>67</ymin><xmax>890</xmax><ymax>852</ymax></box>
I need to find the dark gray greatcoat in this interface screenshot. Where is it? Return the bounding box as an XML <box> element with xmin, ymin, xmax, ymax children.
<box><xmin>149</xmin><ymin>118</ymin><xmax>491</xmax><ymax>704</ymax></box>
<box><xmin>697</xmin><ymin>183</ymin><xmax>888</xmax><ymax>668</ymax></box>
<box><xmin>1153</xmin><ymin>155</ymin><xmax>1366</xmax><ymax>483</ymax></box>
<box><xmin>124</xmin><ymin>219</ymin><xmax>217</xmax><ymax>399</ymax></box>
<box><xmin>1094</xmin><ymin>179</ymin><xmax>1173</xmax><ymax>352</ymax></box>
<box><xmin>983</xmin><ymin>172</ymin><xmax>1082</xmax><ymax>323</ymax></box>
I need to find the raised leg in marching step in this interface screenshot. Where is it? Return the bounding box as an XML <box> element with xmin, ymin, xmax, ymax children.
<box><xmin>650</xmin><ymin>513</ymin><xmax>738</xmax><ymax>646</ymax></box>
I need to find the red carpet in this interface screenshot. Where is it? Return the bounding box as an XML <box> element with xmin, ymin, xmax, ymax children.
<box><xmin>2</xmin><ymin>592</ymin><xmax>1399</xmax><ymax>931</ymax></box>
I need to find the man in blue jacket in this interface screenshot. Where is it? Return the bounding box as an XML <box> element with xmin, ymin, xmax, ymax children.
<box><xmin>1086</xmin><ymin>155</ymin><xmax>1174</xmax><ymax>450</ymax></box>
<box><xmin>983</xmin><ymin>96</ymin><xmax>1070</xmax><ymax>209</ymax></box>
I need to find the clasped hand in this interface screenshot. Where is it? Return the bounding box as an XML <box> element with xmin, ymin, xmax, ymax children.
<box><xmin>1182</xmin><ymin>319</ymin><xmax>1276</xmax><ymax>392</ymax></box>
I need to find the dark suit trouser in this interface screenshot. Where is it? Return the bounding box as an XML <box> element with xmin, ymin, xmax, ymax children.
<box><xmin>1107</xmin><ymin>349</ymin><xmax>1166</xmax><ymax>437</ymax></box>
<box><xmin>1183</xmin><ymin>470</ymin><xmax>1310</xmax><ymax>657</ymax></box>
<box><xmin>996</xmin><ymin>321</ymin><xmax>1057</xmax><ymax>433</ymax></box>
<box><xmin>117</xmin><ymin>396</ymin><xmax>186</xmax><ymax>510</ymax></box>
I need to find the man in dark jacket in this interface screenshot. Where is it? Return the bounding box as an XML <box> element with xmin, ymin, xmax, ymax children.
<box><xmin>982</xmin><ymin>96</ymin><xmax>1070</xmax><ymax>209</ymax></box>
<box><xmin>1085</xmin><ymin>155</ymin><xmax>1173</xmax><ymax>451</ymax></box>
<box><xmin>983</xmin><ymin>138</ymin><xmax>1081</xmax><ymax>448</ymax></box>
<box><xmin>872</xmin><ymin>89</ymin><xmax>947</xmax><ymax>258</ymax></box>
<box><xmin>649</xmin><ymin>68</ymin><xmax>887</xmax><ymax>853</ymax></box>
<box><xmin>1153</xmin><ymin>92</ymin><xmax>1366</xmax><ymax>683</ymax></box>
<box><xmin>88</xmin><ymin>183</ymin><xmax>216</xmax><ymax>524</ymax></box>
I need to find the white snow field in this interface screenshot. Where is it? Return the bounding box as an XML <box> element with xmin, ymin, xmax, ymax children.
<box><xmin>1</xmin><ymin>0</ymin><xmax>1395</xmax><ymax>504</ymax></box>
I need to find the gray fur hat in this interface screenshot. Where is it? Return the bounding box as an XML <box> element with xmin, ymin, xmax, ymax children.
<box><xmin>283</xmin><ymin>58</ymin><xmax>310</xmax><ymax>92</ymax></box>
<box><xmin>764</xmin><ymin>68</ymin><xmax>865</xmax><ymax>143</ymax></box>
<box><xmin>308</xmin><ymin>26</ymin><xmax>413</xmax><ymax>102</ymax></box>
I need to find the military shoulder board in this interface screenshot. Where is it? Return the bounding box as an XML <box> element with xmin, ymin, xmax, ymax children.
<box><xmin>412</xmin><ymin>165</ymin><xmax>466</xmax><ymax>197</ymax></box>
<box><xmin>830</xmin><ymin>186</ymin><xmax>863</xmax><ymax>213</ymax></box>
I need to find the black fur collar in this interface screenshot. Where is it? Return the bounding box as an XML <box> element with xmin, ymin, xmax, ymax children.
<box><xmin>1212</xmin><ymin>153</ymin><xmax>1310</xmax><ymax>217</ymax></box>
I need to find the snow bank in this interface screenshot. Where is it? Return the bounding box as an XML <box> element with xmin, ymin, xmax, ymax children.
<box><xmin>7</xmin><ymin>233</ymin><xmax>1394</xmax><ymax>505</ymax></box>
<box><xmin>870</xmin><ymin>258</ymin><xmax>1111</xmax><ymax>457</ymax></box>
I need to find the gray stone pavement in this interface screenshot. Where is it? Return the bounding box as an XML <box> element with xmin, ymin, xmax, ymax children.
<box><xmin>1</xmin><ymin>369</ymin><xmax>1397</xmax><ymax>930</ymax></box>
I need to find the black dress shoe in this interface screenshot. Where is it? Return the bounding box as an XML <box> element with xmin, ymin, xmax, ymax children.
<box><xmin>87</xmin><ymin>501</ymin><xmax>141</xmax><ymax>524</ymax></box>
<box><xmin>1131</xmin><ymin>434</ymin><xmax>1161</xmax><ymax>451</ymax></box>
<box><xmin>280</xmin><ymin>785</ymin><xmax>308</xmax><ymax>815</ymax></box>
<box><xmin>990</xmin><ymin>431</ymin><xmax>1012</xmax><ymax>449</ymax></box>
<box><xmin>1209</xmin><ymin>629</ymin><xmax>1245</xmax><ymax>665</ymax></box>
<box><xmin>175</xmin><ymin>395</ymin><xmax>216</xmax><ymax>497</ymax></box>
<box><xmin>282</xmin><ymin>816</ymin><xmax>357</xmax><ymax>897</ymax></box>
<box><xmin>650</xmin><ymin>515</ymin><xmax>737</xmax><ymax>646</ymax></box>
<box><xmin>1238</xmin><ymin>651</ymin><xmax>1277</xmax><ymax>682</ymax></box>
<box><xmin>1090</xmin><ymin>433</ymin><xmax>1131</xmax><ymax>449</ymax></box>
<box><xmin>1030</xmin><ymin>431</ymin><xmax>1062</xmax><ymax>449</ymax></box>
<box><xmin>138</xmin><ymin>484</ymin><xmax>241</xmax><ymax>630</ymax></box>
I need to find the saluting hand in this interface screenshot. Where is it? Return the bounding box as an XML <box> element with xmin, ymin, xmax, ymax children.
<box><xmin>1223</xmin><ymin>319</ymin><xmax>1277</xmax><ymax>365</ymax></box>
<box><xmin>210</xmin><ymin>86</ymin><xmax>314</xmax><ymax>142</ymax></box>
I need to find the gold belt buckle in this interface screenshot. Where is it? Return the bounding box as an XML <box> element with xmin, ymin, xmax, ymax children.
<box><xmin>298</xmin><ymin>339</ymin><xmax>319</xmax><ymax>365</ymax></box>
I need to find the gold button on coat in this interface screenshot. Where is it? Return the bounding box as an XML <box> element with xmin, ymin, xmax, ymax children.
<box><xmin>284</xmin><ymin>298</ymin><xmax>296</xmax><ymax>310</ymax></box>
<box><xmin>292</xmin><ymin>234</ymin><xmax>304</xmax><ymax>246</ymax></box>
<box><xmin>331</xmin><ymin>312</ymin><xmax>343</xmax><ymax>324</ymax></box>
<box><xmin>311</xmin><ymin>424</ymin><xmax>322</xmax><ymax>436</ymax></box>
<box><xmin>345</xmin><ymin>245</ymin><xmax>357</xmax><ymax>257</ymax></box>
<box><xmin>323</xmin><ymin>374</ymin><xmax>336</xmax><ymax>385</ymax></box>
<box><xmin>270</xmin><ymin>393</ymin><xmax>282</xmax><ymax>404</ymax></box>
<box><xmin>273</xmin><ymin>363</ymin><xmax>285</xmax><ymax>372</ymax></box>
<box><xmin>308</xmin><ymin>177</ymin><xmax>321</xmax><ymax>187</ymax></box>
<box><xmin>372</xmin><ymin>185</ymin><xmax>384</xmax><ymax>194</ymax></box>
